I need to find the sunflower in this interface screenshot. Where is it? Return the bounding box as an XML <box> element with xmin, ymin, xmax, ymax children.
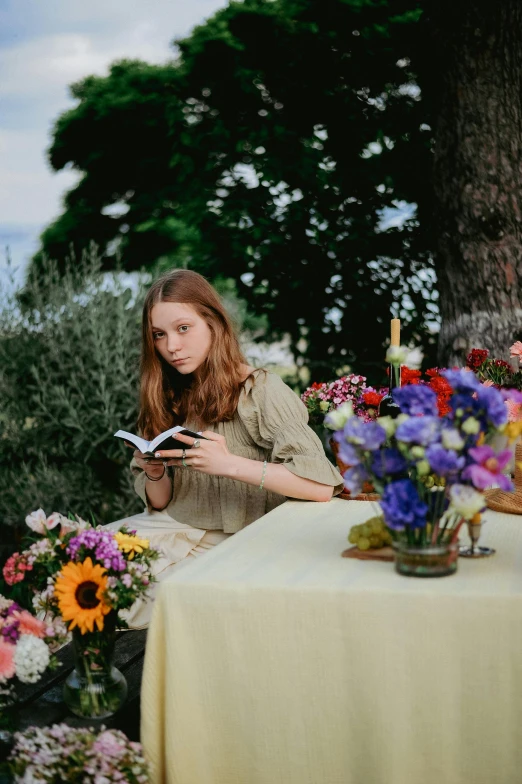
<box><xmin>113</xmin><ymin>531</ymin><xmax>149</xmax><ymax>560</ymax></box>
<box><xmin>54</xmin><ymin>558</ymin><xmax>111</xmax><ymax>634</ymax></box>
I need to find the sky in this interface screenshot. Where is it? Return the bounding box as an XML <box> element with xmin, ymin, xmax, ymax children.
<box><xmin>0</xmin><ymin>0</ymin><xmax>228</xmax><ymax>287</ymax></box>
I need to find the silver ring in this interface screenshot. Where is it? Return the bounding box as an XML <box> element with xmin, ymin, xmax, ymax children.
<box><xmin>144</xmin><ymin>458</ymin><xmax>151</xmax><ymax>464</ymax></box>
<box><xmin>163</xmin><ymin>460</ymin><xmax>168</xmax><ymax>467</ymax></box>
<box><xmin>182</xmin><ymin>449</ymin><xmax>186</xmax><ymax>459</ymax></box>
<box><xmin>193</xmin><ymin>439</ymin><xmax>201</xmax><ymax>449</ymax></box>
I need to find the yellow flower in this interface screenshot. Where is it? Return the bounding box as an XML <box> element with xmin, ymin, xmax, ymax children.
<box><xmin>54</xmin><ymin>558</ymin><xmax>110</xmax><ymax>634</ymax></box>
<box><xmin>505</xmin><ymin>421</ymin><xmax>522</xmax><ymax>443</ymax></box>
<box><xmin>113</xmin><ymin>531</ymin><xmax>149</xmax><ymax>560</ymax></box>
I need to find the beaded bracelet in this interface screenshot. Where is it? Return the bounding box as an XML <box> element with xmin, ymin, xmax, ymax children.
<box><xmin>259</xmin><ymin>459</ymin><xmax>267</xmax><ymax>490</ymax></box>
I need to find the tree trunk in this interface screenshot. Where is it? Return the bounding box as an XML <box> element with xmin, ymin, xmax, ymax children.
<box><xmin>431</xmin><ymin>0</ymin><xmax>522</xmax><ymax>365</ymax></box>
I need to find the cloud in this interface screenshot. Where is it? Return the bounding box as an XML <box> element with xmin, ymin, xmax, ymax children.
<box><xmin>0</xmin><ymin>0</ymin><xmax>228</xmax><ymax>273</ymax></box>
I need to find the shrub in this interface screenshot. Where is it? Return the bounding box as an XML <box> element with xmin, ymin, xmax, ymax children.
<box><xmin>0</xmin><ymin>253</ymin><xmax>145</xmax><ymax>545</ymax></box>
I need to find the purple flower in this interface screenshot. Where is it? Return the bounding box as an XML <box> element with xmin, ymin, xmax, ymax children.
<box><xmin>501</xmin><ymin>388</ymin><xmax>522</xmax><ymax>404</ymax></box>
<box><xmin>393</xmin><ymin>385</ymin><xmax>438</xmax><ymax>416</ymax></box>
<box><xmin>442</xmin><ymin>369</ymin><xmax>482</xmax><ymax>393</ymax></box>
<box><xmin>425</xmin><ymin>445</ymin><xmax>465</xmax><ymax>477</ymax></box>
<box><xmin>343</xmin><ymin>464</ymin><xmax>370</xmax><ymax>495</ymax></box>
<box><xmin>343</xmin><ymin>418</ymin><xmax>387</xmax><ymax>451</ymax></box>
<box><xmin>67</xmin><ymin>529</ymin><xmax>126</xmax><ymax>572</ymax></box>
<box><xmin>371</xmin><ymin>448</ymin><xmax>407</xmax><ymax>479</ymax></box>
<box><xmin>332</xmin><ymin>433</ymin><xmax>361</xmax><ymax>466</ymax></box>
<box><xmin>462</xmin><ymin>446</ymin><xmax>513</xmax><ymax>491</ymax></box>
<box><xmin>395</xmin><ymin>416</ymin><xmax>441</xmax><ymax>446</ymax></box>
<box><xmin>380</xmin><ymin>479</ymin><xmax>429</xmax><ymax>530</ymax></box>
<box><xmin>476</xmin><ymin>386</ymin><xmax>508</xmax><ymax>428</ymax></box>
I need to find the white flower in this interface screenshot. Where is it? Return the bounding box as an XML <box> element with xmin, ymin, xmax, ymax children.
<box><xmin>441</xmin><ymin>428</ymin><xmax>465</xmax><ymax>451</ymax></box>
<box><xmin>14</xmin><ymin>635</ymin><xmax>50</xmax><ymax>684</ymax></box>
<box><xmin>325</xmin><ymin>401</ymin><xmax>354</xmax><ymax>431</ymax></box>
<box><xmin>462</xmin><ymin>417</ymin><xmax>480</xmax><ymax>435</ymax></box>
<box><xmin>416</xmin><ymin>460</ymin><xmax>431</xmax><ymax>476</ymax></box>
<box><xmin>25</xmin><ymin>509</ymin><xmax>62</xmax><ymax>534</ymax></box>
<box><xmin>385</xmin><ymin>345</ymin><xmax>409</xmax><ymax>366</ymax></box>
<box><xmin>405</xmin><ymin>346</ymin><xmax>423</xmax><ymax>370</ymax></box>
<box><xmin>25</xmin><ymin>509</ymin><xmax>48</xmax><ymax>534</ymax></box>
<box><xmin>448</xmin><ymin>484</ymin><xmax>485</xmax><ymax>520</ymax></box>
<box><xmin>376</xmin><ymin>415</ymin><xmax>397</xmax><ymax>439</ymax></box>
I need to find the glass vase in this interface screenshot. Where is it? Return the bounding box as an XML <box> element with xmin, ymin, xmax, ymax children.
<box><xmin>393</xmin><ymin>541</ymin><xmax>459</xmax><ymax>577</ymax></box>
<box><xmin>63</xmin><ymin>611</ymin><xmax>127</xmax><ymax>719</ymax></box>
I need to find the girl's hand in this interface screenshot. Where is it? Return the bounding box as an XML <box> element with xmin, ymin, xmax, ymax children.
<box><xmin>153</xmin><ymin>431</ymin><xmax>236</xmax><ymax>477</ymax></box>
<box><xmin>124</xmin><ymin>441</ymin><xmax>168</xmax><ymax>479</ymax></box>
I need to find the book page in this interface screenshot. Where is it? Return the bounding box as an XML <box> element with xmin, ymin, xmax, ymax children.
<box><xmin>114</xmin><ymin>430</ymin><xmax>150</xmax><ymax>454</ymax></box>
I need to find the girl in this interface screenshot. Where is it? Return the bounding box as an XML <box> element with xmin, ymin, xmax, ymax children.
<box><xmin>107</xmin><ymin>269</ymin><xmax>343</xmax><ymax>627</ymax></box>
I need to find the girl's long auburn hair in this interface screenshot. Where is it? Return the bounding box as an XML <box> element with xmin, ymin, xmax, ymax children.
<box><xmin>137</xmin><ymin>269</ymin><xmax>251</xmax><ymax>438</ymax></box>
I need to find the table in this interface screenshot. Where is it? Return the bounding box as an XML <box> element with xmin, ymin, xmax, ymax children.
<box><xmin>141</xmin><ymin>498</ymin><xmax>522</xmax><ymax>784</ymax></box>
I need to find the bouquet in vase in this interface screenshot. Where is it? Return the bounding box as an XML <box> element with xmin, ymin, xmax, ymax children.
<box><xmin>0</xmin><ymin>596</ymin><xmax>68</xmax><ymax>741</ymax></box>
<box><xmin>3</xmin><ymin>510</ymin><xmax>159</xmax><ymax>718</ymax></box>
<box><xmin>329</xmin><ymin>364</ymin><xmax>517</xmax><ymax>576</ymax></box>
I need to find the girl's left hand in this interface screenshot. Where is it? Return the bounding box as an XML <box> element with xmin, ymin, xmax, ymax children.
<box><xmin>153</xmin><ymin>431</ymin><xmax>235</xmax><ymax>477</ymax></box>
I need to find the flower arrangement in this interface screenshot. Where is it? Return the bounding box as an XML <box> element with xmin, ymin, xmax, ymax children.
<box><xmin>467</xmin><ymin>343</ymin><xmax>522</xmax><ymax>391</ymax></box>
<box><xmin>8</xmin><ymin>723</ymin><xmax>150</xmax><ymax>783</ymax></box>
<box><xmin>2</xmin><ymin>509</ymin><xmax>159</xmax><ymax>718</ymax></box>
<box><xmin>3</xmin><ymin>510</ymin><xmax>158</xmax><ymax>635</ymax></box>
<box><xmin>328</xmin><ymin>365</ymin><xmax>516</xmax><ymax>573</ymax></box>
<box><xmin>301</xmin><ymin>374</ymin><xmax>369</xmax><ymax>424</ymax></box>
<box><xmin>0</xmin><ymin>596</ymin><xmax>67</xmax><ymax>687</ymax></box>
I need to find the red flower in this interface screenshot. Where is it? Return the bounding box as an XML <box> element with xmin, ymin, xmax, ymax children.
<box><xmin>425</xmin><ymin>368</ymin><xmax>453</xmax><ymax>416</ymax></box>
<box><xmin>310</xmin><ymin>382</ymin><xmax>324</xmax><ymax>390</ymax></box>
<box><xmin>400</xmin><ymin>366</ymin><xmax>422</xmax><ymax>386</ymax></box>
<box><xmin>363</xmin><ymin>391</ymin><xmax>384</xmax><ymax>407</ymax></box>
<box><xmin>466</xmin><ymin>348</ymin><xmax>489</xmax><ymax>370</ymax></box>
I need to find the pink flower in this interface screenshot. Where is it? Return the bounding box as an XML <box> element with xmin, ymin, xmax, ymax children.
<box><xmin>14</xmin><ymin>611</ymin><xmax>46</xmax><ymax>639</ymax></box>
<box><xmin>0</xmin><ymin>640</ymin><xmax>16</xmax><ymax>682</ymax></box>
<box><xmin>2</xmin><ymin>554</ymin><xmax>32</xmax><ymax>586</ymax></box>
<box><xmin>25</xmin><ymin>508</ymin><xmax>61</xmax><ymax>534</ymax></box>
<box><xmin>510</xmin><ymin>341</ymin><xmax>522</xmax><ymax>361</ymax></box>
<box><xmin>462</xmin><ymin>446</ymin><xmax>513</xmax><ymax>491</ymax></box>
<box><xmin>507</xmin><ymin>399</ymin><xmax>522</xmax><ymax>423</ymax></box>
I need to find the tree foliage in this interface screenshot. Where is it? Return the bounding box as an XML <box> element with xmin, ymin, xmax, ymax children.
<box><xmin>33</xmin><ymin>0</ymin><xmax>439</xmax><ymax>380</ymax></box>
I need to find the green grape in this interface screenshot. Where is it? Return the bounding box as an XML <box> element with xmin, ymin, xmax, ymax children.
<box><xmin>370</xmin><ymin>517</ymin><xmax>384</xmax><ymax>533</ymax></box>
<box><xmin>361</xmin><ymin>524</ymin><xmax>372</xmax><ymax>538</ymax></box>
<box><xmin>369</xmin><ymin>534</ymin><xmax>383</xmax><ymax>548</ymax></box>
<box><xmin>358</xmin><ymin>537</ymin><xmax>371</xmax><ymax>551</ymax></box>
<box><xmin>348</xmin><ymin>530</ymin><xmax>359</xmax><ymax>544</ymax></box>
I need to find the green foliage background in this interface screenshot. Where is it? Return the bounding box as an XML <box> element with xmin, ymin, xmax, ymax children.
<box><xmin>30</xmin><ymin>0</ymin><xmax>439</xmax><ymax>380</ymax></box>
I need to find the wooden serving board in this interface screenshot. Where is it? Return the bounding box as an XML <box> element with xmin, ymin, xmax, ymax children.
<box><xmin>341</xmin><ymin>546</ymin><xmax>394</xmax><ymax>562</ymax></box>
<box><xmin>339</xmin><ymin>493</ymin><xmax>381</xmax><ymax>502</ymax></box>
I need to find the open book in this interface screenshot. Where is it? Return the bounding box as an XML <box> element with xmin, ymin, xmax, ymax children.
<box><xmin>114</xmin><ymin>426</ymin><xmax>204</xmax><ymax>456</ymax></box>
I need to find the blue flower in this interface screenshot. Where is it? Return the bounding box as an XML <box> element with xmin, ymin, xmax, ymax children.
<box><xmin>395</xmin><ymin>416</ymin><xmax>441</xmax><ymax>446</ymax></box>
<box><xmin>442</xmin><ymin>369</ymin><xmax>482</xmax><ymax>393</ymax></box>
<box><xmin>343</xmin><ymin>418</ymin><xmax>387</xmax><ymax>451</ymax></box>
<box><xmin>476</xmin><ymin>386</ymin><xmax>508</xmax><ymax>428</ymax></box>
<box><xmin>393</xmin><ymin>385</ymin><xmax>438</xmax><ymax>416</ymax></box>
<box><xmin>343</xmin><ymin>464</ymin><xmax>370</xmax><ymax>495</ymax></box>
<box><xmin>425</xmin><ymin>444</ymin><xmax>465</xmax><ymax>477</ymax></box>
<box><xmin>380</xmin><ymin>479</ymin><xmax>428</xmax><ymax>530</ymax></box>
<box><xmin>371</xmin><ymin>448</ymin><xmax>408</xmax><ymax>479</ymax></box>
<box><xmin>334</xmin><ymin>439</ymin><xmax>360</xmax><ymax>466</ymax></box>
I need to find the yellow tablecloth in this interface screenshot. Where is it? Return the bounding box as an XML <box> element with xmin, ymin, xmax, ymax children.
<box><xmin>141</xmin><ymin>498</ymin><xmax>522</xmax><ymax>784</ymax></box>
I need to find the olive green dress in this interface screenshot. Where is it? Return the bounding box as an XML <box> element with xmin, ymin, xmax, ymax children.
<box><xmin>106</xmin><ymin>370</ymin><xmax>344</xmax><ymax>628</ymax></box>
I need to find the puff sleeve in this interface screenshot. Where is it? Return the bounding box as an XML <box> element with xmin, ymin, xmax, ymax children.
<box><xmin>237</xmin><ymin>372</ymin><xmax>344</xmax><ymax>495</ymax></box>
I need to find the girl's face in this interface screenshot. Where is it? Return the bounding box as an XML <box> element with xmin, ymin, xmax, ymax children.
<box><xmin>150</xmin><ymin>301</ymin><xmax>213</xmax><ymax>375</ymax></box>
